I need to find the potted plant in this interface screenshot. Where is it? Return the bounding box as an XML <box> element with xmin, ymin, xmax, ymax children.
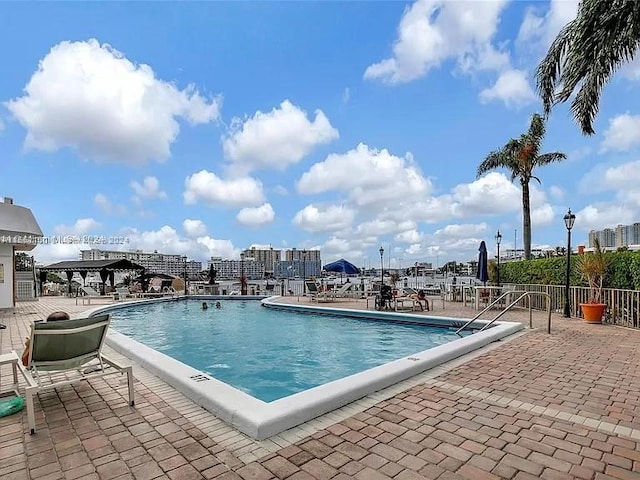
<box><xmin>577</xmin><ymin>238</ymin><xmax>609</xmax><ymax>323</ymax></box>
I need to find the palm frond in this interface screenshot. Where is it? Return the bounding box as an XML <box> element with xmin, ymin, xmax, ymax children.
<box><xmin>535</xmin><ymin>152</ymin><xmax>567</xmax><ymax>166</ymax></box>
<box><xmin>536</xmin><ymin>0</ymin><xmax>640</xmax><ymax>135</ymax></box>
<box><xmin>477</xmin><ymin>147</ymin><xmax>516</xmax><ymax>178</ymax></box>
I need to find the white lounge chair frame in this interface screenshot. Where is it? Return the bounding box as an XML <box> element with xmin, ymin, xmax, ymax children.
<box><xmin>15</xmin><ymin>314</ymin><xmax>135</xmax><ymax>434</ymax></box>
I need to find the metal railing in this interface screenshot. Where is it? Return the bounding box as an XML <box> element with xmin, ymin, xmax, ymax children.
<box><xmin>507</xmin><ymin>284</ymin><xmax>640</xmax><ymax>329</ymax></box>
<box><xmin>455</xmin><ymin>291</ymin><xmax>552</xmax><ymax>335</ymax></box>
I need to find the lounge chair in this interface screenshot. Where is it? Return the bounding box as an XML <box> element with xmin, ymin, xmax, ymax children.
<box><xmin>332</xmin><ymin>283</ymin><xmax>360</xmax><ymax>299</ymax></box>
<box><xmin>115</xmin><ymin>287</ymin><xmax>133</xmax><ymax>301</ymax></box>
<box><xmin>305</xmin><ymin>281</ymin><xmax>334</xmax><ymax>302</ymax></box>
<box><xmin>76</xmin><ymin>286</ymin><xmax>113</xmax><ymax>305</ymax></box>
<box><xmin>15</xmin><ymin>314</ymin><xmax>134</xmax><ymax>434</ymax></box>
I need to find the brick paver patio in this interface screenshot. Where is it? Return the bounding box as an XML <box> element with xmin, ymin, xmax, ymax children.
<box><xmin>1</xmin><ymin>295</ymin><xmax>639</xmax><ymax>479</ymax></box>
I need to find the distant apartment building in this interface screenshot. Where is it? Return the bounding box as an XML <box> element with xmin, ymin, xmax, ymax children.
<box><xmin>80</xmin><ymin>248</ymin><xmax>202</xmax><ymax>277</ymax></box>
<box><xmin>241</xmin><ymin>247</ymin><xmax>281</xmax><ymax>276</ymax></box>
<box><xmin>207</xmin><ymin>257</ymin><xmax>263</xmax><ymax>280</ymax></box>
<box><xmin>276</xmin><ymin>248</ymin><xmax>322</xmax><ymax>279</ymax></box>
<box><xmin>589</xmin><ymin>223</ymin><xmax>640</xmax><ymax>248</ymax></box>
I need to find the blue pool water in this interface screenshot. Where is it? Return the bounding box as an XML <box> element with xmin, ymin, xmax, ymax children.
<box><xmin>109</xmin><ymin>300</ymin><xmax>461</xmax><ymax>402</ymax></box>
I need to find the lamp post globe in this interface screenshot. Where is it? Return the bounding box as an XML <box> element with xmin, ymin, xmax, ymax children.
<box><xmin>563</xmin><ymin>209</ymin><xmax>576</xmax><ymax>318</ymax></box>
<box><xmin>379</xmin><ymin>246</ymin><xmax>384</xmax><ymax>286</ymax></box>
<box><xmin>495</xmin><ymin>230</ymin><xmax>502</xmax><ymax>286</ymax></box>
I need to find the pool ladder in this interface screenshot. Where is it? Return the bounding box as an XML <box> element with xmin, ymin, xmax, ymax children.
<box><xmin>454</xmin><ymin>291</ymin><xmax>552</xmax><ymax>336</ymax></box>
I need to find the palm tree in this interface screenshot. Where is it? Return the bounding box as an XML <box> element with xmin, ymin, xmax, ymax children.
<box><xmin>477</xmin><ymin>113</ymin><xmax>566</xmax><ymax>260</ymax></box>
<box><xmin>536</xmin><ymin>0</ymin><xmax>640</xmax><ymax>135</ymax></box>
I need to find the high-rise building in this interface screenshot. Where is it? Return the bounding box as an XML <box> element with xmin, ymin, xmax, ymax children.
<box><xmin>632</xmin><ymin>223</ymin><xmax>640</xmax><ymax>245</ymax></box>
<box><xmin>241</xmin><ymin>247</ymin><xmax>281</xmax><ymax>275</ymax></box>
<box><xmin>278</xmin><ymin>248</ymin><xmax>322</xmax><ymax>279</ymax></box>
<box><xmin>589</xmin><ymin>222</ymin><xmax>640</xmax><ymax>248</ymax></box>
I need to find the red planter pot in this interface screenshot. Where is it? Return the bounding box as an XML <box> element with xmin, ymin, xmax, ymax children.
<box><xmin>580</xmin><ymin>303</ymin><xmax>606</xmax><ymax>324</ymax></box>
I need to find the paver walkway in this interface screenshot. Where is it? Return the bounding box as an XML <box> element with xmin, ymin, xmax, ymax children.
<box><xmin>1</xmin><ymin>296</ymin><xmax>639</xmax><ymax>480</ymax></box>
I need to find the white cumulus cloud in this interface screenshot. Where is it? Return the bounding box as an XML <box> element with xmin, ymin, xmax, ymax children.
<box><xmin>183</xmin><ymin>170</ymin><xmax>265</xmax><ymax>207</ymax></box>
<box><xmin>131</xmin><ymin>176</ymin><xmax>167</xmax><ymax>200</ymax></box>
<box><xmin>600</xmin><ymin>114</ymin><xmax>640</xmax><ymax>152</ymax></box>
<box><xmin>452</xmin><ymin>172</ymin><xmax>521</xmax><ymax>216</ymax></box>
<box><xmin>364</xmin><ymin>0</ymin><xmax>509</xmax><ymax>84</ymax></box>
<box><xmin>183</xmin><ymin>219</ymin><xmax>207</xmax><ymax>238</ymax></box>
<box><xmin>434</xmin><ymin>223</ymin><xmax>488</xmax><ymax>239</ymax></box>
<box><xmin>53</xmin><ymin>218</ymin><xmax>101</xmax><ymax>235</ymax></box>
<box><xmin>297</xmin><ymin>143</ymin><xmax>431</xmax><ymax>208</ymax></box>
<box><xmin>94</xmin><ymin>193</ymin><xmax>126</xmax><ymax>215</ymax></box>
<box><xmin>479</xmin><ymin>69</ymin><xmax>536</xmax><ymax>108</ymax></box>
<box><xmin>292</xmin><ymin>204</ymin><xmax>356</xmax><ymax>233</ymax></box>
<box><xmin>236</xmin><ymin>203</ymin><xmax>275</xmax><ymax>227</ymax></box>
<box><xmin>6</xmin><ymin>39</ymin><xmax>221</xmax><ymax>164</ymax></box>
<box><xmin>222</xmin><ymin>100</ymin><xmax>338</xmax><ymax>173</ymax></box>
<box><xmin>517</xmin><ymin>0</ymin><xmax>580</xmax><ymax>53</ymax></box>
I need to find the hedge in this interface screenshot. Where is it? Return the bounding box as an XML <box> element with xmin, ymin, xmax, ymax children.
<box><xmin>497</xmin><ymin>251</ymin><xmax>640</xmax><ymax>290</ymax></box>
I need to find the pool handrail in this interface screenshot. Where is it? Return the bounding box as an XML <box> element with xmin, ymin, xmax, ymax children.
<box><xmin>455</xmin><ymin>291</ymin><xmax>552</xmax><ymax>335</ymax></box>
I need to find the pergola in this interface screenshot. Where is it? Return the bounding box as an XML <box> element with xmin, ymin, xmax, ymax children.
<box><xmin>40</xmin><ymin>259</ymin><xmax>145</xmax><ymax>295</ymax></box>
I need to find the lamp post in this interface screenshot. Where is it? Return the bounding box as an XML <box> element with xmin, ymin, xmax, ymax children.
<box><xmin>379</xmin><ymin>246</ymin><xmax>384</xmax><ymax>286</ymax></box>
<box><xmin>182</xmin><ymin>255</ymin><xmax>188</xmax><ymax>295</ymax></box>
<box><xmin>495</xmin><ymin>230</ymin><xmax>502</xmax><ymax>286</ymax></box>
<box><xmin>240</xmin><ymin>252</ymin><xmax>246</xmax><ymax>295</ymax></box>
<box><xmin>563</xmin><ymin>209</ymin><xmax>576</xmax><ymax>317</ymax></box>
<box><xmin>302</xmin><ymin>250</ymin><xmax>307</xmax><ymax>295</ymax></box>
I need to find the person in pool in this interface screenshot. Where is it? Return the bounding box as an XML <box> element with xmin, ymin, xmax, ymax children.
<box><xmin>215</xmin><ymin>301</ymin><xmax>221</xmax><ymax>309</ymax></box>
<box><xmin>22</xmin><ymin>311</ymin><xmax>70</xmax><ymax>366</ymax></box>
<box><xmin>202</xmin><ymin>302</ymin><xmax>208</xmax><ymax>310</ymax></box>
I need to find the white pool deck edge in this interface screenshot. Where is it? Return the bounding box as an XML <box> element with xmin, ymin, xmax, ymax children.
<box><xmin>93</xmin><ymin>297</ymin><xmax>524</xmax><ymax>440</ymax></box>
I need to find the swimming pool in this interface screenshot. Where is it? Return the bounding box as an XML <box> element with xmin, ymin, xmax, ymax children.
<box><xmin>97</xmin><ymin>297</ymin><xmax>524</xmax><ymax>439</ymax></box>
<box><xmin>108</xmin><ymin>300</ymin><xmax>466</xmax><ymax>402</ymax></box>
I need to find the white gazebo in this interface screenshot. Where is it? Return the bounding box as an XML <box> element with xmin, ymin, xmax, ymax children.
<box><xmin>0</xmin><ymin>197</ymin><xmax>43</xmax><ymax>310</ymax></box>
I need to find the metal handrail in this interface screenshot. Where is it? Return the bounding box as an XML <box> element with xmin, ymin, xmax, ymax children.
<box><xmin>455</xmin><ymin>291</ymin><xmax>552</xmax><ymax>335</ymax></box>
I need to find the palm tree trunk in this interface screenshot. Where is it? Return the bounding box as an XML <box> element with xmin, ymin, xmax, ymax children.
<box><xmin>521</xmin><ymin>179</ymin><xmax>532</xmax><ymax>260</ymax></box>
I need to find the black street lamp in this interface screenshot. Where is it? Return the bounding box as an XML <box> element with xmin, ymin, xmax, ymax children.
<box><xmin>302</xmin><ymin>250</ymin><xmax>307</xmax><ymax>295</ymax></box>
<box><xmin>240</xmin><ymin>252</ymin><xmax>246</xmax><ymax>295</ymax></box>
<box><xmin>379</xmin><ymin>246</ymin><xmax>384</xmax><ymax>286</ymax></box>
<box><xmin>563</xmin><ymin>208</ymin><xmax>576</xmax><ymax>318</ymax></box>
<box><xmin>495</xmin><ymin>230</ymin><xmax>502</xmax><ymax>286</ymax></box>
<box><xmin>182</xmin><ymin>255</ymin><xmax>188</xmax><ymax>295</ymax></box>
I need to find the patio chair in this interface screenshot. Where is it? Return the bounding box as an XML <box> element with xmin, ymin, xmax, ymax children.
<box><xmin>305</xmin><ymin>281</ymin><xmax>334</xmax><ymax>302</ymax></box>
<box><xmin>333</xmin><ymin>282</ymin><xmax>359</xmax><ymax>299</ymax></box>
<box><xmin>15</xmin><ymin>314</ymin><xmax>134</xmax><ymax>434</ymax></box>
<box><xmin>115</xmin><ymin>287</ymin><xmax>133</xmax><ymax>301</ymax></box>
<box><xmin>375</xmin><ymin>285</ymin><xmax>394</xmax><ymax>310</ymax></box>
<box><xmin>76</xmin><ymin>286</ymin><xmax>111</xmax><ymax>305</ymax></box>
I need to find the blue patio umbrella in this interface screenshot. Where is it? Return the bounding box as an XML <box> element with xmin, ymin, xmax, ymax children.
<box><xmin>323</xmin><ymin>259</ymin><xmax>360</xmax><ymax>285</ymax></box>
<box><xmin>323</xmin><ymin>258</ymin><xmax>360</xmax><ymax>275</ymax></box>
<box><xmin>476</xmin><ymin>241</ymin><xmax>489</xmax><ymax>285</ymax></box>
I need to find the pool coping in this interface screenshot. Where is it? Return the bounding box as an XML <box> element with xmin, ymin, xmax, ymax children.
<box><xmin>90</xmin><ymin>297</ymin><xmax>524</xmax><ymax>440</ymax></box>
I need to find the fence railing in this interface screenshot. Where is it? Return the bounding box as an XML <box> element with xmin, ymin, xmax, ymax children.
<box><xmin>507</xmin><ymin>284</ymin><xmax>640</xmax><ymax>329</ymax></box>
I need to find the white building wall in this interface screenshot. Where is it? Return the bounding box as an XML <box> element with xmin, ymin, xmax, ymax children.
<box><xmin>0</xmin><ymin>244</ymin><xmax>14</xmax><ymax>309</ymax></box>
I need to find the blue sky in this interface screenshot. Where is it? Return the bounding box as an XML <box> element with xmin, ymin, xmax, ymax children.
<box><xmin>1</xmin><ymin>0</ymin><xmax>639</xmax><ymax>269</ymax></box>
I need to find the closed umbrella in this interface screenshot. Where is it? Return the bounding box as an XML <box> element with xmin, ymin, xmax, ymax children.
<box><xmin>476</xmin><ymin>241</ymin><xmax>489</xmax><ymax>285</ymax></box>
<box><xmin>208</xmin><ymin>264</ymin><xmax>217</xmax><ymax>285</ymax></box>
<box><xmin>65</xmin><ymin>270</ymin><xmax>74</xmax><ymax>296</ymax></box>
<box><xmin>99</xmin><ymin>269</ymin><xmax>109</xmax><ymax>295</ymax></box>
